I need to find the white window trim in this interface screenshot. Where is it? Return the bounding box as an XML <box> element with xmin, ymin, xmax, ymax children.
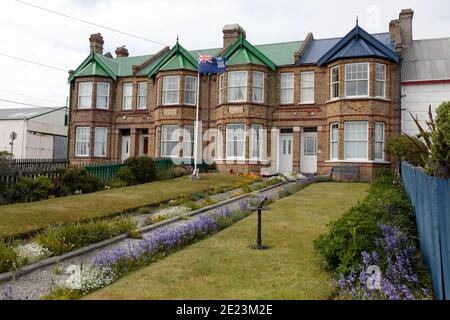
<box><xmin>227</xmin><ymin>71</ymin><xmax>248</xmax><ymax>103</ymax></box>
<box><xmin>330</xmin><ymin>66</ymin><xmax>340</xmax><ymax>100</ymax></box>
<box><xmin>122</xmin><ymin>83</ymin><xmax>133</xmax><ymax>110</ymax></box>
<box><xmin>94</xmin><ymin>127</ymin><xmax>108</xmax><ymax>157</ymax></box>
<box><xmin>280</xmin><ymin>73</ymin><xmax>294</xmax><ymax>104</ymax></box>
<box><xmin>300</xmin><ymin>71</ymin><xmax>315</xmax><ymax>104</ymax></box>
<box><xmin>184</xmin><ymin>76</ymin><xmax>198</xmax><ymax>106</ymax></box>
<box><xmin>77</xmin><ymin>82</ymin><xmax>93</xmax><ymax>109</ymax></box>
<box><xmin>96</xmin><ymin>82</ymin><xmax>110</xmax><ymax>109</ymax></box>
<box><xmin>160</xmin><ymin>125</ymin><xmax>180</xmax><ymax>158</ymax></box>
<box><xmin>137</xmin><ymin>82</ymin><xmax>147</xmax><ymax>110</ymax></box>
<box><xmin>226</xmin><ymin>124</ymin><xmax>246</xmax><ymax>160</ymax></box>
<box><xmin>374</xmin><ymin>122</ymin><xmax>385</xmax><ymax>161</ymax></box>
<box><xmin>250</xmin><ymin>124</ymin><xmax>262</xmax><ymax>160</ymax></box>
<box><xmin>344</xmin><ymin>62</ymin><xmax>370</xmax><ymax>98</ymax></box>
<box><xmin>252</xmin><ymin>71</ymin><xmax>264</xmax><ymax>103</ymax></box>
<box><xmin>375</xmin><ymin>63</ymin><xmax>387</xmax><ymax>98</ymax></box>
<box><xmin>330</xmin><ymin>123</ymin><xmax>339</xmax><ymax>160</ymax></box>
<box><xmin>344</xmin><ymin>121</ymin><xmax>369</xmax><ymax>161</ymax></box>
<box><xmin>162</xmin><ymin>75</ymin><xmax>181</xmax><ymax>106</ymax></box>
<box><xmin>218</xmin><ymin>74</ymin><xmax>225</xmax><ymax>105</ymax></box>
<box><xmin>183</xmin><ymin>125</ymin><xmax>194</xmax><ymax>159</ymax></box>
<box><xmin>215</xmin><ymin>125</ymin><xmax>224</xmax><ymax>160</ymax></box>
<box><xmin>75</xmin><ymin>127</ymin><xmax>90</xmax><ymax>157</ymax></box>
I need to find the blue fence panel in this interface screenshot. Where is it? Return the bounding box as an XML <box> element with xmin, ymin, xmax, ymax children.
<box><xmin>401</xmin><ymin>162</ymin><xmax>450</xmax><ymax>300</ymax></box>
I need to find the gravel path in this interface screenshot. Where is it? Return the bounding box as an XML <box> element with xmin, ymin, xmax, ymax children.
<box><xmin>1</xmin><ymin>179</ymin><xmax>303</xmax><ymax>300</ymax></box>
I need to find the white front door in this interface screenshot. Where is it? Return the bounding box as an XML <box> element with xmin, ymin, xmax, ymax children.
<box><xmin>121</xmin><ymin>135</ymin><xmax>131</xmax><ymax>160</ymax></box>
<box><xmin>279</xmin><ymin>133</ymin><xmax>293</xmax><ymax>173</ymax></box>
<box><xmin>301</xmin><ymin>131</ymin><xmax>317</xmax><ymax>174</ymax></box>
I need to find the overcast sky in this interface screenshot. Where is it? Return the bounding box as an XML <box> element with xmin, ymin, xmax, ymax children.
<box><xmin>0</xmin><ymin>0</ymin><xmax>449</xmax><ymax>110</ymax></box>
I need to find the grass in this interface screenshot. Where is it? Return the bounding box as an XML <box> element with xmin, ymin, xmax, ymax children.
<box><xmin>0</xmin><ymin>174</ymin><xmax>245</xmax><ymax>239</ymax></box>
<box><xmin>85</xmin><ymin>182</ymin><xmax>369</xmax><ymax>300</ymax></box>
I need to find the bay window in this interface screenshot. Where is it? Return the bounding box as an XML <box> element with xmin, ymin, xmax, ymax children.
<box><xmin>75</xmin><ymin>127</ymin><xmax>90</xmax><ymax>157</ymax></box>
<box><xmin>137</xmin><ymin>82</ymin><xmax>147</xmax><ymax>109</ymax></box>
<box><xmin>252</xmin><ymin>71</ymin><xmax>264</xmax><ymax>103</ymax></box>
<box><xmin>226</xmin><ymin>124</ymin><xmax>245</xmax><ymax>160</ymax></box>
<box><xmin>77</xmin><ymin>82</ymin><xmax>92</xmax><ymax>109</ymax></box>
<box><xmin>184</xmin><ymin>76</ymin><xmax>197</xmax><ymax>105</ymax></box>
<box><xmin>374</xmin><ymin>122</ymin><xmax>385</xmax><ymax>160</ymax></box>
<box><xmin>228</xmin><ymin>71</ymin><xmax>247</xmax><ymax>102</ymax></box>
<box><xmin>94</xmin><ymin>127</ymin><xmax>107</xmax><ymax>157</ymax></box>
<box><xmin>122</xmin><ymin>83</ymin><xmax>133</xmax><ymax>110</ymax></box>
<box><xmin>96</xmin><ymin>82</ymin><xmax>109</xmax><ymax>109</ymax></box>
<box><xmin>345</xmin><ymin>63</ymin><xmax>369</xmax><ymax>97</ymax></box>
<box><xmin>330</xmin><ymin>66</ymin><xmax>339</xmax><ymax>99</ymax></box>
<box><xmin>344</xmin><ymin>121</ymin><xmax>368</xmax><ymax>160</ymax></box>
<box><xmin>162</xmin><ymin>76</ymin><xmax>180</xmax><ymax>105</ymax></box>
<box><xmin>375</xmin><ymin>64</ymin><xmax>386</xmax><ymax>98</ymax></box>
<box><xmin>161</xmin><ymin>125</ymin><xmax>180</xmax><ymax>157</ymax></box>
<box><xmin>300</xmin><ymin>71</ymin><xmax>314</xmax><ymax>103</ymax></box>
<box><xmin>183</xmin><ymin>125</ymin><xmax>194</xmax><ymax>158</ymax></box>
<box><xmin>330</xmin><ymin>123</ymin><xmax>339</xmax><ymax>160</ymax></box>
<box><xmin>250</xmin><ymin>124</ymin><xmax>262</xmax><ymax>160</ymax></box>
<box><xmin>280</xmin><ymin>73</ymin><xmax>294</xmax><ymax>104</ymax></box>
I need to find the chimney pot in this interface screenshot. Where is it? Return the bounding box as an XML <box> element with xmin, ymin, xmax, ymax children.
<box><xmin>222</xmin><ymin>24</ymin><xmax>246</xmax><ymax>49</ymax></box>
<box><xmin>115</xmin><ymin>46</ymin><xmax>129</xmax><ymax>58</ymax></box>
<box><xmin>89</xmin><ymin>33</ymin><xmax>104</xmax><ymax>54</ymax></box>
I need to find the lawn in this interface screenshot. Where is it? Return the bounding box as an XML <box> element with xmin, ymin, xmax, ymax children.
<box><xmin>0</xmin><ymin>174</ymin><xmax>245</xmax><ymax>238</ymax></box>
<box><xmin>85</xmin><ymin>182</ymin><xmax>369</xmax><ymax>300</ymax></box>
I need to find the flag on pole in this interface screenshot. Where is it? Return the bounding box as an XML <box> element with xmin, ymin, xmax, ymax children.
<box><xmin>197</xmin><ymin>54</ymin><xmax>226</xmax><ymax>74</ymax></box>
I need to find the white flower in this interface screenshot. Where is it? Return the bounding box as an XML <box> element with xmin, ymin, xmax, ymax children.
<box><xmin>15</xmin><ymin>243</ymin><xmax>51</xmax><ymax>264</ymax></box>
<box><xmin>62</xmin><ymin>265</ymin><xmax>115</xmax><ymax>294</ymax></box>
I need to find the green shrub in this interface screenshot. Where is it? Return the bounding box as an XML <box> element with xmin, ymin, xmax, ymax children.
<box><xmin>0</xmin><ymin>240</ymin><xmax>18</xmax><ymax>273</ymax></box>
<box><xmin>314</xmin><ymin>173</ymin><xmax>416</xmax><ymax>276</ymax></box>
<box><xmin>116</xmin><ymin>166</ymin><xmax>137</xmax><ymax>186</ymax></box>
<box><xmin>156</xmin><ymin>168</ymin><xmax>177</xmax><ymax>181</ymax></box>
<box><xmin>60</xmin><ymin>166</ymin><xmax>104</xmax><ymax>195</ymax></box>
<box><xmin>386</xmin><ymin>134</ymin><xmax>428</xmax><ymax>167</ymax></box>
<box><xmin>8</xmin><ymin>176</ymin><xmax>54</xmax><ymax>203</ymax></box>
<box><xmin>123</xmin><ymin>156</ymin><xmax>157</xmax><ymax>184</ymax></box>
<box><xmin>106</xmin><ymin>178</ymin><xmax>129</xmax><ymax>189</ymax></box>
<box><xmin>36</xmin><ymin>217</ymin><xmax>137</xmax><ymax>255</ymax></box>
<box><xmin>429</xmin><ymin>102</ymin><xmax>450</xmax><ymax>178</ymax></box>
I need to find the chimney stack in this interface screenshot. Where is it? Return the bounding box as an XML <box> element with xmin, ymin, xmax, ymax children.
<box><xmin>89</xmin><ymin>33</ymin><xmax>104</xmax><ymax>54</ymax></box>
<box><xmin>115</xmin><ymin>46</ymin><xmax>129</xmax><ymax>58</ymax></box>
<box><xmin>389</xmin><ymin>9</ymin><xmax>414</xmax><ymax>52</ymax></box>
<box><xmin>222</xmin><ymin>24</ymin><xmax>246</xmax><ymax>49</ymax></box>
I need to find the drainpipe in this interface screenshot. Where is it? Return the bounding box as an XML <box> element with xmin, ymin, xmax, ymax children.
<box><xmin>398</xmin><ymin>58</ymin><xmax>403</xmax><ymax>134</ymax></box>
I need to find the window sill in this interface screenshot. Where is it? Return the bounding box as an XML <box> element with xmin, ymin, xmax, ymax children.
<box><xmin>324</xmin><ymin>160</ymin><xmax>390</xmax><ymax>164</ymax></box>
<box><xmin>325</xmin><ymin>97</ymin><xmax>392</xmax><ymax>104</ymax></box>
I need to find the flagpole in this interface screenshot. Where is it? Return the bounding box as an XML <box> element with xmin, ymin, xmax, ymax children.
<box><xmin>192</xmin><ymin>71</ymin><xmax>201</xmax><ymax>179</ymax></box>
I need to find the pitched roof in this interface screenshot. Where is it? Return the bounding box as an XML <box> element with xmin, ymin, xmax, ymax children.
<box><xmin>0</xmin><ymin>107</ymin><xmax>66</xmax><ymax>120</ymax></box>
<box><xmin>402</xmin><ymin>37</ymin><xmax>450</xmax><ymax>81</ymax></box>
<box><xmin>316</xmin><ymin>25</ymin><xmax>398</xmax><ymax>66</ymax></box>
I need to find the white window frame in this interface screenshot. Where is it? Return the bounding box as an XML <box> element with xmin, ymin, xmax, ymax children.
<box><xmin>280</xmin><ymin>73</ymin><xmax>294</xmax><ymax>104</ymax></box>
<box><xmin>183</xmin><ymin>125</ymin><xmax>194</xmax><ymax>159</ymax></box>
<box><xmin>75</xmin><ymin>127</ymin><xmax>90</xmax><ymax>157</ymax></box>
<box><xmin>184</xmin><ymin>76</ymin><xmax>197</xmax><ymax>106</ymax></box>
<box><xmin>345</xmin><ymin>62</ymin><xmax>369</xmax><ymax>97</ymax></box>
<box><xmin>161</xmin><ymin>125</ymin><xmax>180</xmax><ymax>158</ymax></box>
<box><xmin>216</xmin><ymin>125</ymin><xmax>224</xmax><ymax>160</ymax></box>
<box><xmin>375</xmin><ymin>64</ymin><xmax>387</xmax><ymax>98</ymax></box>
<box><xmin>252</xmin><ymin>71</ymin><xmax>264</xmax><ymax>103</ymax></box>
<box><xmin>122</xmin><ymin>83</ymin><xmax>133</xmax><ymax>110</ymax></box>
<box><xmin>137</xmin><ymin>82</ymin><xmax>147</xmax><ymax>109</ymax></box>
<box><xmin>218</xmin><ymin>73</ymin><xmax>224</xmax><ymax>104</ymax></box>
<box><xmin>77</xmin><ymin>82</ymin><xmax>93</xmax><ymax>109</ymax></box>
<box><xmin>226</xmin><ymin>124</ymin><xmax>246</xmax><ymax>160</ymax></box>
<box><xmin>94</xmin><ymin>127</ymin><xmax>108</xmax><ymax>157</ymax></box>
<box><xmin>374</xmin><ymin>122</ymin><xmax>385</xmax><ymax>161</ymax></box>
<box><xmin>250</xmin><ymin>124</ymin><xmax>262</xmax><ymax>160</ymax></box>
<box><xmin>300</xmin><ymin>71</ymin><xmax>315</xmax><ymax>104</ymax></box>
<box><xmin>227</xmin><ymin>71</ymin><xmax>248</xmax><ymax>103</ymax></box>
<box><xmin>330</xmin><ymin>123</ymin><xmax>339</xmax><ymax>160</ymax></box>
<box><xmin>162</xmin><ymin>75</ymin><xmax>180</xmax><ymax>105</ymax></box>
<box><xmin>96</xmin><ymin>82</ymin><xmax>110</xmax><ymax>109</ymax></box>
<box><xmin>344</xmin><ymin>121</ymin><xmax>369</xmax><ymax>161</ymax></box>
<box><xmin>330</xmin><ymin>66</ymin><xmax>339</xmax><ymax>99</ymax></box>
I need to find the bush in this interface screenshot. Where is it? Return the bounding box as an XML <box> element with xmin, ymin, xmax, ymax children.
<box><xmin>386</xmin><ymin>134</ymin><xmax>428</xmax><ymax>167</ymax></box>
<box><xmin>314</xmin><ymin>173</ymin><xmax>416</xmax><ymax>276</ymax></box>
<box><xmin>115</xmin><ymin>166</ymin><xmax>137</xmax><ymax>186</ymax></box>
<box><xmin>106</xmin><ymin>178</ymin><xmax>128</xmax><ymax>189</ymax></box>
<box><xmin>156</xmin><ymin>168</ymin><xmax>177</xmax><ymax>181</ymax></box>
<box><xmin>36</xmin><ymin>217</ymin><xmax>136</xmax><ymax>255</ymax></box>
<box><xmin>7</xmin><ymin>176</ymin><xmax>54</xmax><ymax>203</ymax></box>
<box><xmin>123</xmin><ymin>156</ymin><xmax>156</xmax><ymax>184</ymax></box>
<box><xmin>0</xmin><ymin>241</ymin><xmax>18</xmax><ymax>273</ymax></box>
<box><xmin>429</xmin><ymin>102</ymin><xmax>450</xmax><ymax>178</ymax></box>
<box><xmin>60</xmin><ymin>166</ymin><xmax>104</xmax><ymax>195</ymax></box>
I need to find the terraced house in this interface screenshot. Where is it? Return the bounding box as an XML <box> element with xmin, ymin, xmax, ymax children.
<box><xmin>68</xmin><ymin>9</ymin><xmax>415</xmax><ymax>180</ymax></box>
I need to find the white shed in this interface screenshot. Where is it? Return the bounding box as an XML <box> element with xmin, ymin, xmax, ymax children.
<box><xmin>0</xmin><ymin>107</ymin><xmax>68</xmax><ymax>159</ymax></box>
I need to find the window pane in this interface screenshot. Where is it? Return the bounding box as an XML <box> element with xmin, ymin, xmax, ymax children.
<box><xmin>161</xmin><ymin>125</ymin><xmax>180</xmax><ymax>157</ymax></box>
<box><xmin>280</xmin><ymin>73</ymin><xmax>294</xmax><ymax>104</ymax></box>
<box><xmin>252</xmin><ymin>72</ymin><xmax>264</xmax><ymax>103</ymax></box>
<box><xmin>163</xmin><ymin>76</ymin><xmax>180</xmax><ymax>105</ymax></box>
<box><xmin>226</xmin><ymin>124</ymin><xmax>245</xmax><ymax>159</ymax></box>
<box><xmin>344</xmin><ymin>122</ymin><xmax>368</xmax><ymax>159</ymax></box>
<box><xmin>301</xmin><ymin>72</ymin><xmax>314</xmax><ymax>103</ymax></box>
<box><xmin>76</xmin><ymin>127</ymin><xmax>90</xmax><ymax>156</ymax></box>
<box><xmin>96</xmin><ymin>83</ymin><xmax>109</xmax><ymax>109</ymax></box>
<box><xmin>78</xmin><ymin>82</ymin><xmax>92</xmax><ymax>108</ymax></box>
<box><xmin>251</xmin><ymin>124</ymin><xmax>262</xmax><ymax>159</ymax></box>
<box><xmin>138</xmin><ymin>82</ymin><xmax>147</xmax><ymax>109</ymax></box>
<box><xmin>94</xmin><ymin>127</ymin><xmax>107</xmax><ymax>157</ymax></box>
<box><xmin>122</xmin><ymin>83</ymin><xmax>132</xmax><ymax>109</ymax></box>
<box><xmin>184</xmin><ymin>76</ymin><xmax>197</xmax><ymax>105</ymax></box>
<box><xmin>345</xmin><ymin>63</ymin><xmax>368</xmax><ymax>96</ymax></box>
<box><xmin>228</xmin><ymin>72</ymin><xmax>247</xmax><ymax>102</ymax></box>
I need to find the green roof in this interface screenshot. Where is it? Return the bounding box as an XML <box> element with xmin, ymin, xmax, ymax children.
<box><xmin>69</xmin><ymin>38</ymin><xmax>303</xmax><ymax>82</ymax></box>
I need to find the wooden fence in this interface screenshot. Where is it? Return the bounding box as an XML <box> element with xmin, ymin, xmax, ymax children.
<box><xmin>401</xmin><ymin>162</ymin><xmax>450</xmax><ymax>300</ymax></box>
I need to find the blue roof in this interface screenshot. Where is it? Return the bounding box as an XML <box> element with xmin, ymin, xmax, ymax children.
<box><xmin>301</xmin><ymin>30</ymin><xmax>396</xmax><ymax>65</ymax></box>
